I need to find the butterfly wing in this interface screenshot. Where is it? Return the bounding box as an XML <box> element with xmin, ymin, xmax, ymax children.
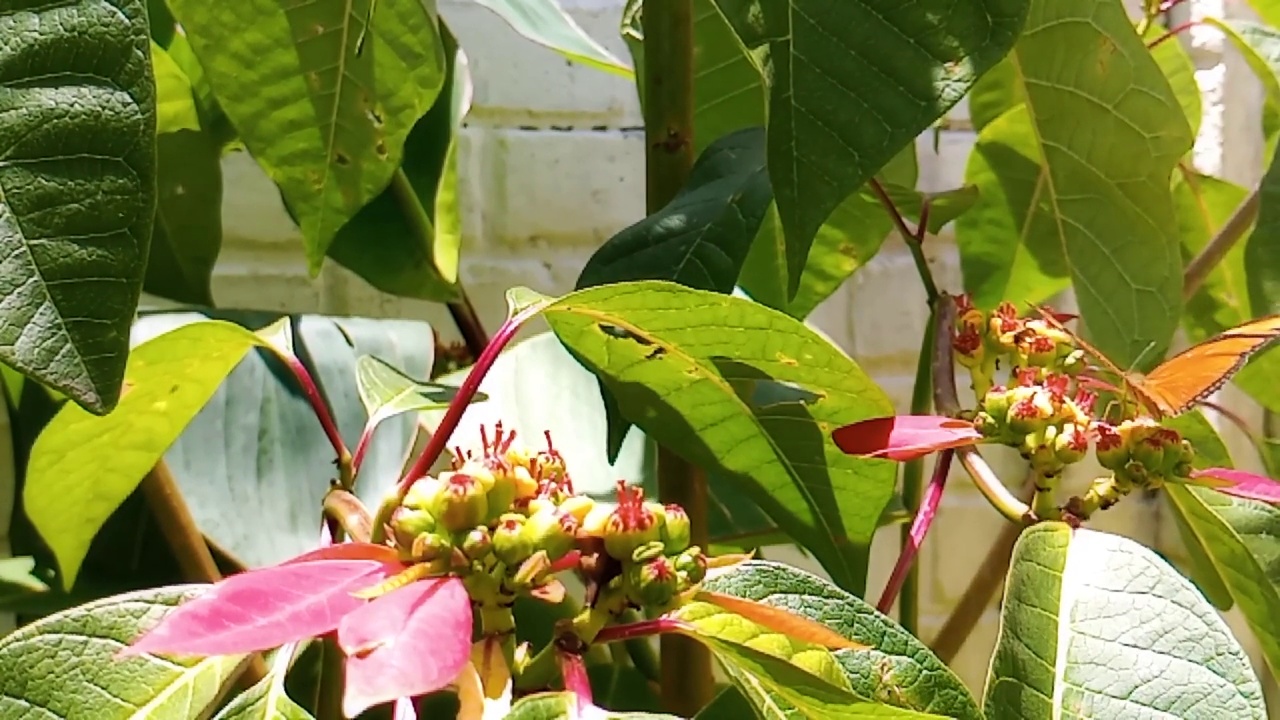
<box><xmin>1140</xmin><ymin>314</ymin><xmax>1280</xmax><ymax>415</ymax></box>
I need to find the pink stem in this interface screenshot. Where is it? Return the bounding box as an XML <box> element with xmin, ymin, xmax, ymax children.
<box><xmin>878</xmin><ymin>449</ymin><xmax>954</xmax><ymax>614</ymax></box>
<box><xmin>1147</xmin><ymin>20</ymin><xmax>1197</xmax><ymax>49</ymax></box>
<box><xmin>559</xmin><ymin>650</ymin><xmax>593</xmax><ymax>706</ymax></box>
<box><xmin>397</xmin><ymin>305</ymin><xmax>542</xmax><ymax>495</ymax></box>
<box><xmin>351</xmin><ymin>425</ymin><xmax>376</xmax><ymax>475</ymax></box>
<box><xmin>279</xmin><ymin>353</ymin><xmax>353</xmax><ymax>486</ymax></box>
<box><xmin>591</xmin><ymin>617</ymin><xmax>686</xmax><ymax>645</ymax></box>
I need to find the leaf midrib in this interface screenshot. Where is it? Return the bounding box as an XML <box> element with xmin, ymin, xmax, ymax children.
<box><xmin>546</xmin><ymin>301</ymin><xmax>857</xmax><ymax>584</ymax></box>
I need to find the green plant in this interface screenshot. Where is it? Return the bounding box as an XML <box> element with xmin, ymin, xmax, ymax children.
<box><xmin>2</xmin><ymin>0</ymin><xmax>1280</xmax><ymax>718</ymax></box>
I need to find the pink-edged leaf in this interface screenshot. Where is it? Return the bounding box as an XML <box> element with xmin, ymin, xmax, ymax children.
<box><xmin>1190</xmin><ymin>468</ymin><xmax>1280</xmax><ymax>504</ymax></box>
<box><xmin>831</xmin><ymin>415</ymin><xmax>981</xmax><ymax>461</ymax></box>
<box><xmin>285</xmin><ymin>542</ymin><xmax>402</xmax><ymax>565</ymax></box>
<box><xmin>338</xmin><ymin>577</ymin><xmax>473</xmax><ymax>717</ymax></box>
<box><xmin>123</xmin><ymin>559</ymin><xmax>400</xmax><ymax>658</ymax></box>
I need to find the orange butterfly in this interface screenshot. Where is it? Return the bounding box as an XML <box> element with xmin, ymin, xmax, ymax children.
<box><xmin>1034</xmin><ymin>308</ymin><xmax>1280</xmax><ymax>419</ymax></box>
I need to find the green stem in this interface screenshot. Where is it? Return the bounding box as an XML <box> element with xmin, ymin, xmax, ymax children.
<box><xmin>642</xmin><ymin>1</ymin><xmax>711</xmax><ymax>716</ymax></box>
<box><xmin>897</xmin><ymin>318</ymin><xmax>935</xmax><ymax>635</ymax></box>
<box><xmin>618</xmin><ymin>608</ymin><xmax>662</xmax><ymax>682</ymax></box>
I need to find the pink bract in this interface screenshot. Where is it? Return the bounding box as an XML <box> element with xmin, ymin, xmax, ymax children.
<box><xmin>1190</xmin><ymin>467</ymin><xmax>1280</xmax><ymax>504</ymax></box>
<box><xmin>832</xmin><ymin>415</ymin><xmax>982</xmax><ymax>461</ymax></box>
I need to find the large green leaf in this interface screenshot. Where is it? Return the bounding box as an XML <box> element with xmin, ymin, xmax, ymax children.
<box><xmin>24</xmin><ymin>321</ymin><xmax>265</xmax><ymax>589</ymax></box>
<box><xmin>1148</xmin><ymin>23</ymin><xmax>1202</xmax><ymax>138</ymax></box>
<box><xmin>505</xmin><ymin>693</ymin><xmax>679</xmax><ymax>719</ymax></box>
<box><xmin>326</xmin><ymin>21</ymin><xmax>467</xmax><ymax>302</ymax></box>
<box><xmin>702</xmin><ymin>561</ymin><xmax>981</xmax><ymax>719</ymax></box>
<box><xmin>966</xmin><ymin>56</ymin><xmax>1022</xmax><ymax>133</ymax></box>
<box><xmin>984</xmin><ymin>523</ymin><xmax>1266</xmax><ymax>719</ymax></box>
<box><xmin>711</xmin><ymin>0</ymin><xmax>1028</xmax><ymax>299</ymax></box>
<box><xmin>213</xmin><ymin>646</ymin><xmax>314</xmax><ymax>720</ymax></box>
<box><xmin>1159</xmin><ymin>412</ymin><xmax>1235</xmax><ymax>610</ymax></box>
<box><xmin>147</xmin><ymin>42</ymin><xmax>222</xmax><ymax>306</ymax></box>
<box><xmin>621</xmin><ymin>0</ymin><xmax>766</xmax><ymax>155</ymax></box>
<box><xmin>0</xmin><ymin>585</ymin><xmax>249</xmax><ymax>718</ymax></box>
<box><xmin>543</xmin><ymin>281</ymin><xmax>896</xmax><ymax>595</ymax></box>
<box><xmin>467</xmin><ymin>0</ymin><xmax>632</xmax><ymax>78</ymax></box>
<box><xmin>132</xmin><ymin>311</ymin><xmax>435</xmax><ymax>569</ymax></box>
<box><xmin>0</xmin><ymin>0</ymin><xmax>157</xmax><ymax>414</ymax></box>
<box><xmin>957</xmin><ymin>0</ymin><xmax>1190</xmax><ymax>367</ymax></box>
<box><xmin>577</xmin><ymin>127</ymin><xmax>771</xmax><ymax>293</ymax></box>
<box><xmin>165</xmin><ymin>0</ymin><xmax>446</xmax><ymax>271</ymax></box>
<box><xmin>1174</xmin><ymin>171</ymin><xmax>1252</xmax><ymax>342</ymax></box>
<box><xmin>671</xmin><ymin>601</ymin><xmax>939</xmax><ymax>719</ymax></box>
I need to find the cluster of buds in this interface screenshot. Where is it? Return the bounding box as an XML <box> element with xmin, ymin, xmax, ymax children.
<box><xmin>385</xmin><ymin>422</ymin><xmax>704</xmax><ymax>634</ymax></box>
<box><xmin>948</xmin><ymin>295</ymin><xmax>1202</xmax><ymax>519</ymax></box>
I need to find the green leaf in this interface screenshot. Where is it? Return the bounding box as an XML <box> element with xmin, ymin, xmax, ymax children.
<box><xmin>701</xmin><ymin>561</ymin><xmax>982</xmax><ymax>719</ymax></box>
<box><xmin>966</xmin><ymin>56</ymin><xmax>1022</xmax><ymax>132</ymax></box>
<box><xmin>24</xmin><ymin>321</ymin><xmax>264</xmax><ymax>589</ymax></box>
<box><xmin>577</xmin><ymin>127</ymin><xmax>772</xmax><ymax>293</ymax></box>
<box><xmin>505</xmin><ymin>692</ymin><xmax>680</xmax><ymax>719</ymax></box>
<box><xmin>1174</xmin><ymin>171</ymin><xmax>1253</xmax><ymax>342</ymax></box>
<box><xmin>134</xmin><ymin>312</ymin><xmax>435</xmax><ymax>569</ymax></box>
<box><xmin>1159</xmin><ymin>412</ymin><xmax>1235</xmax><ymax>610</ymax></box>
<box><xmin>882</xmin><ymin>184</ymin><xmax>981</xmax><ymax>234</ymax></box>
<box><xmin>622</xmin><ymin>0</ymin><xmax>767</xmax><ymax>156</ymax></box>
<box><xmin>1166</xmin><ymin>481</ymin><xmax>1280</xmax><ymax>684</ymax></box>
<box><xmin>327</xmin><ymin>21</ymin><xmax>467</xmax><ymax>302</ymax></box>
<box><xmin>468</xmin><ymin>0</ymin><xmax>632</xmax><ymax>78</ymax></box>
<box><xmin>165</xmin><ymin>0</ymin><xmax>447</xmax><ymax>272</ymax></box>
<box><xmin>984</xmin><ymin>523</ymin><xmax>1266</xmax><ymax>719</ymax></box>
<box><xmin>711</xmin><ymin>0</ymin><xmax>1028</xmax><ymax>299</ymax></box>
<box><xmin>1206</xmin><ymin>19</ymin><xmax>1280</xmax><ymax>159</ymax></box>
<box><xmin>1148</xmin><ymin>23</ymin><xmax>1202</xmax><ymax>137</ymax></box>
<box><xmin>671</xmin><ymin>602</ymin><xmax>940</xmax><ymax>719</ymax></box>
<box><xmin>0</xmin><ymin>0</ymin><xmax>157</xmax><ymax>414</ymax></box>
<box><xmin>213</xmin><ymin>650</ymin><xmax>314</xmax><ymax>720</ymax></box>
<box><xmin>0</xmin><ymin>557</ymin><xmax>51</xmax><ymax>607</ymax></box>
<box><xmin>356</xmin><ymin>355</ymin><xmax>465</xmax><ymax>427</ymax></box>
<box><xmin>957</xmin><ymin>0</ymin><xmax>1191</xmax><ymax>367</ymax></box>
<box><xmin>1243</xmin><ymin>0</ymin><xmax>1280</xmax><ymax>29</ymax></box>
<box><xmin>0</xmin><ymin>585</ymin><xmax>250</xmax><ymax>718</ymax></box>
<box><xmin>152</xmin><ymin>41</ymin><xmax>201</xmax><ymax>133</ymax></box>
<box><xmin>695</xmin><ymin>686</ymin><xmax>758</xmax><ymax>719</ymax></box>
<box><xmin>543</xmin><ymin>281</ymin><xmax>896</xmax><ymax>595</ymax></box>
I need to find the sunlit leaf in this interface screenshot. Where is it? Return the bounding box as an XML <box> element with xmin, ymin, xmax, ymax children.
<box><xmin>357</xmin><ymin>355</ymin><xmax>467</xmax><ymax>428</ymax></box>
<box><xmin>465</xmin><ymin>0</ymin><xmax>631</xmax><ymax>77</ymax></box>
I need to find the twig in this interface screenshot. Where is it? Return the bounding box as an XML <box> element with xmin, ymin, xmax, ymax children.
<box><xmin>1183</xmin><ymin>185</ymin><xmax>1261</xmax><ymax>300</ymax></box>
<box><xmin>897</xmin><ymin>319</ymin><xmax>935</xmax><ymax>634</ymax></box>
<box><xmin>870</xmin><ymin>179</ymin><xmax>939</xmax><ymax>305</ymax></box>
<box><xmin>1147</xmin><ymin>20</ymin><xmax>1197</xmax><ymax>49</ymax></box>
<box><xmin>927</xmin><ymin>480</ymin><xmax>1034</xmax><ymax>663</ymax></box>
<box><xmin>139</xmin><ymin>460</ymin><xmax>268</xmax><ymax>684</ymax></box>
<box><xmin>447</xmin><ymin>288</ymin><xmax>489</xmax><ymax>359</ymax></box>
<box><xmin>879</xmin><ymin>449</ymin><xmax>954</xmax><ymax>614</ymax></box>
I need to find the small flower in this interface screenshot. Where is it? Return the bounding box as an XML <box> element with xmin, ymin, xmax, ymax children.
<box><xmin>1052</xmin><ymin>422</ymin><xmax>1090</xmax><ymax>465</ymax></box>
<box><xmin>952</xmin><ymin>320</ymin><xmax>986</xmax><ymax>368</ymax></box>
<box><xmin>433</xmin><ymin>472</ymin><xmax>490</xmax><ymax>532</ymax></box>
<box><xmin>660</xmin><ymin>504</ymin><xmax>692</xmax><ymax>554</ymax></box>
<box><xmin>584</xmin><ymin>482</ymin><xmax>664</xmax><ymax>561</ymax></box>
<box><xmin>673</xmin><ymin>547</ymin><xmax>707</xmax><ymax>586</ymax></box>
<box><xmin>1094</xmin><ymin>422</ymin><xmax>1128</xmax><ymax>471</ymax></box>
<box><xmin>624</xmin><ymin>555</ymin><xmax>680</xmax><ymax>608</ymax></box>
<box><xmin>461</xmin><ymin>526</ymin><xmax>493</xmax><ymax>561</ymax></box>
<box><xmin>521</xmin><ymin>506</ymin><xmax>578</xmax><ymax>562</ymax></box>
<box><xmin>493</xmin><ymin>514</ymin><xmax>533</xmax><ymax>566</ymax></box>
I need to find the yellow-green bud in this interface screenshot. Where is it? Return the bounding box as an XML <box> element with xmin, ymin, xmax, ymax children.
<box><xmin>560</xmin><ymin>495</ymin><xmax>595</xmax><ymax>524</ymax></box>
<box><xmin>660</xmin><ymin>504</ymin><xmax>691</xmax><ymax>553</ymax></box>
<box><xmin>601</xmin><ymin>483</ymin><xmax>663</xmax><ymax>561</ymax></box>
<box><xmin>433</xmin><ymin>472</ymin><xmax>489</xmax><ymax>532</ymax></box>
<box><xmin>1052</xmin><ymin>423</ymin><xmax>1089</xmax><ymax>466</ymax></box>
<box><xmin>411</xmin><ymin>532</ymin><xmax>451</xmax><ymax>562</ymax></box>
<box><xmin>674</xmin><ymin>547</ymin><xmax>707</xmax><ymax>587</ymax></box>
<box><xmin>390</xmin><ymin>506</ymin><xmax>436</xmax><ymax>552</ymax></box>
<box><xmin>522</xmin><ymin>507</ymin><xmax>578</xmax><ymax>561</ymax></box>
<box><xmin>624</xmin><ymin>555</ymin><xmax>680</xmax><ymax>608</ymax></box>
<box><xmin>631</xmin><ymin>540</ymin><xmax>666</xmax><ymax>564</ymax></box>
<box><xmin>462</xmin><ymin>526</ymin><xmax>493</xmax><ymax>561</ymax></box>
<box><xmin>493</xmin><ymin>514</ymin><xmax>533</xmax><ymax>566</ymax></box>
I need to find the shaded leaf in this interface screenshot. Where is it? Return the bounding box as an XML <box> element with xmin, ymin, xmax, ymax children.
<box><xmin>338</xmin><ymin>577</ymin><xmax>473</xmax><ymax>717</ymax></box>
<box><xmin>0</xmin><ymin>0</ymin><xmax>157</xmax><ymax>414</ymax></box>
<box><xmin>213</xmin><ymin>647</ymin><xmax>315</xmax><ymax>720</ymax></box>
<box><xmin>881</xmin><ymin>185</ymin><xmax>981</xmax><ymax>234</ymax></box>
<box><xmin>701</xmin><ymin>560</ymin><xmax>981</xmax><ymax>719</ymax></box>
<box><xmin>544</xmin><ymin>281</ymin><xmax>896</xmax><ymax>595</ymax></box>
<box><xmin>1148</xmin><ymin>23</ymin><xmax>1202</xmax><ymax>137</ymax></box>
<box><xmin>505</xmin><ymin>692</ymin><xmax>681</xmax><ymax>719</ymax></box>
<box><xmin>958</xmin><ymin>0</ymin><xmax>1191</xmax><ymax>367</ymax></box>
<box><xmin>128</xmin><ymin>559</ymin><xmax>401</xmax><ymax>658</ymax></box>
<box><xmin>148</xmin><ymin>125</ymin><xmax>224</xmax><ymax>305</ymax></box>
<box><xmin>832</xmin><ymin>416</ymin><xmax>982</xmax><ymax>462</ymax></box>
<box><xmin>966</xmin><ymin>56</ymin><xmax>1021</xmax><ymax>132</ymax></box>
<box><xmin>135</xmin><ymin>311</ymin><xmax>434</xmax><ymax>568</ymax></box>
<box><xmin>0</xmin><ymin>586</ymin><xmax>249</xmax><ymax>718</ymax></box>
<box><xmin>24</xmin><ymin>321</ymin><xmax>264</xmax><ymax>589</ymax></box>
<box><xmin>1174</xmin><ymin>171</ymin><xmax>1253</xmax><ymax>343</ymax></box>
<box><xmin>327</xmin><ymin>21</ymin><xmax>468</xmax><ymax>302</ymax></box>
<box><xmin>577</xmin><ymin>127</ymin><xmax>771</xmax><ymax>294</ymax></box>
<box><xmin>1160</xmin><ymin>411</ymin><xmax>1235</xmax><ymax>610</ymax></box>
<box><xmin>467</xmin><ymin>0</ymin><xmax>632</xmax><ymax>78</ymax></box>
<box><xmin>165</xmin><ymin>0</ymin><xmax>447</xmax><ymax>270</ymax></box>
<box><xmin>711</xmin><ymin>0</ymin><xmax>1028</xmax><ymax>300</ymax></box>
<box><xmin>984</xmin><ymin>523</ymin><xmax>1265</xmax><ymax>718</ymax></box>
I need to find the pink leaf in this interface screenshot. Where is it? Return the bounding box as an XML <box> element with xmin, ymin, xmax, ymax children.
<box><xmin>1190</xmin><ymin>468</ymin><xmax>1280</xmax><ymax>504</ymax></box>
<box><xmin>339</xmin><ymin>577</ymin><xmax>473</xmax><ymax>717</ymax></box>
<box><xmin>123</xmin><ymin>559</ymin><xmax>400</xmax><ymax>658</ymax></box>
<box><xmin>832</xmin><ymin>415</ymin><xmax>982</xmax><ymax>461</ymax></box>
<box><xmin>286</xmin><ymin>542</ymin><xmax>402</xmax><ymax>565</ymax></box>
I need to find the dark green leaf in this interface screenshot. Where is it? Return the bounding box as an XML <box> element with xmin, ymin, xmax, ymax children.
<box><xmin>702</xmin><ymin>560</ymin><xmax>981</xmax><ymax>719</ymax></box>
<box><xmin>213</xmin><ymin>649</ymin><xmax>315</xmax><ymax>720</ymax></box>
<box><xmin>959</xmin><ymin>0</ymin><xmax>1191</xmax><ymax>367</ymax></box>
<box><xmin>0</xmin><ymin>0</ymin><xmax>157</xmax><ymax>414</ymax></box>
<box><xmin>984</xmin><ymin>523</ymin><xmax>1265</xmax><ymax>719</ymax></box>
<box><xmin>711</xmin><ymin>0</ymin><xmax>1028</xmax><ymax>300</ymax></box>
<box><xmin>1159</xmin><ymin>412</ymin><xmax>1235</xmax><ymax>610</ymax></box>
<box><xmin>1174</xmin><ymin>171</ymin><xmax>1252</xmax><ymax>343</ymax></box>
<box><xmin>133</xmin><ymin>311</ymin><xmax>434</xmax><ymax>568</ymax></box>
<box><xmin>1148</xmin><ymin>23</ymin><xmax>1201</xmax><ymax>137</ymax></box>
<box><xmin>165</xmin><ymin>0</ymin><xmax>446</xmax><ymax>271</ymax></box>
<box><xmin>882</xmin><ymin>184</ymin><xmax>981</xmax><ymax>234</ymax></box>
<box><xmin>505</xmin><ymin>692</ymin><xmax>679</xmax><ymax>719</ymax></box>
<box><xmin>0</xmin><ymin>585</ymin><xmax>250</xmax><ymax>718</ymax></box>
<box><xmin>543</xmin><ymin>281</ymin><xmax>897</xmax><ymax>595</ymax></box>
<box><xmin>327</xmin><ymin>21</ymin><xmax>466</xmax><ymax>302</ymax></box>
<box><xmin>24</xmin><ymin>321</ymin><xmax>265</xmax><ymax>588</ymax></box>
<box><xmin>577</xmin><ymin>127</ymin><xmax>771</xmax><ymax>293</ymax></box>
<box><xmin>694</xmin><ymin>686</ymin><xmax>757</xmax><ymax>719</ymax></box>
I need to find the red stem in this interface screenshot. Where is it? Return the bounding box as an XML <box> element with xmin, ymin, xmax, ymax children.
<box><xmin>878</xmin><ymin>449</ymin><xmax>954</xmax><ymax>614</ymax></box>
<box><xmin>280</xmin><ymin>353</ymin><xmax>353</xmax><ymax>486</ymax></box>
<box><xmin>351</xmin><ymin>425</ymin><xmax>376</xmax><ymax>475</ymax></box>
<box><xmin>558</xmin><ymin>650</ymin><xmax>593</xmax><ymax>706</ymax></box>
<box><xmin>1147</xmin><ymin>20</ymin><xmax>1197</xmax><ymax>49</ymax></box>
<box><xmin>591</xmin><ymin>617</ymin><xmax>686</xmax><ymax>645</ymax></box>
<box><xmin>396</xmin><ymin>303</ymin><xmax>544</xmax><ymax>495</ymax></box>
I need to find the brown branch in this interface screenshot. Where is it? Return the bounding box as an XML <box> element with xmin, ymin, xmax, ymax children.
<box><xmin>1183</xmin><ymin>185</ymin><xmax>1261</xmax><ymax>300</ymax></box>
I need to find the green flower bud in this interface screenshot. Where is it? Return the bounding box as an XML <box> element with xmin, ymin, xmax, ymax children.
<box><xmin>522</xmin><ymin>507</ymin><xmax>578</xmax><ymax>561</ymax></box>
<box><xmin>1052</xmin><ymin>423</ymin><xmax>1089</xmax><ymax>466</ymax></box>
<box><xmin>1006</xmin><ymin>388</ymin><xmax>1053</xmax><ymax>435</ymax></box>
<box><xmin>1130</xmin><ymin>437</ymin><xmax>1165</xmax><ymax>477</ymax></box>
<box><xmin>599</xmin><ymin>482</ymin><xmax>663</xmax><ymax>561</ymax></box>
<box><xmin>631</xmin><ymin>540</ymin><xmax>666</xmax><ymax>564</ymax></box>
<box><xmin>624</xmin><ymin>555</ymin><xmax>680</xmax><ymax>608</ymax></box>
<box><xmin>434</xmin><ymin>472</ymin><xmax>490</xmax><ymax>532</ymax></box>
<box><xmin>979</xmin><ymin>386</ymin><xmax>1013</xmax><ymax>426</ymax></box>
<box><xmin>674</xmin><ymin>547</ymin><xmax>707</xmax><ymax>587</ymax></box>
<box><xmin>462</xmin><ymin>526</ymin><xmax>493</xmax><ymax>561</ymax></box>
<box><xmin>410</xmin><ymin>532</ymin><xmax>451</xmax><ymax>562</ymax></box>
<box><xmin>660</xmin><ymin>504</ymin><xmax>692</xmax><ymax>553</ymax></box>
<box><xmin>390</xmin><ymin>506</ymin><xmax>436</xmax><ymax>553</ymax></box>
<box><xmin>493</xmin><ymin>514</ymin><xmax>533</xmax><ymax>566</ymax></box>
<box><xmin>560</xmin><ymin>495</ymin><xmax>595</xmax><ymax>524</ymax></box>
<box><xmin>1094</xmin><ymin>423</ymin><xmax>1129</xmax><ymax>471</ymax></box>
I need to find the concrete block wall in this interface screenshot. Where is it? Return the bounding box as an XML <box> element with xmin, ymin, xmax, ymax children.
<box><xmin>0</xmin><ymin>0</ymin><xmax>1263</xmax><ymax>704</ymax></box>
